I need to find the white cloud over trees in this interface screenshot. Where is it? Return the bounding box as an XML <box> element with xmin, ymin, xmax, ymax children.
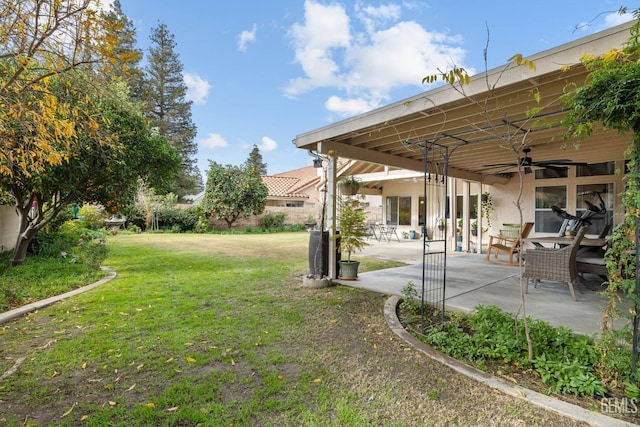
<box><xmin>285</xmin><ymin>0</ymin><xmax>469</xmax><ymax>117</ymax></box>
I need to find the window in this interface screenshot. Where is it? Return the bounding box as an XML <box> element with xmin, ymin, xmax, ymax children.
<box><xmin>386</xmin><ymin>196</ymin><xmax>411</xmax><ymax>226</ymax></box>
<box><xmin>285</xmin><ymin>201</ymin><xmax>303</xmax><ymax>208</ymax></box>
<box><xmin>535</xmin><ymin>167</ymin><xmax>568</xmax><ymax>179</ymax></box>
<box><xmin>534</xmin><ymin>186</ymin><xmax>567</xmax><ymax>233</ymax></box>
<box><xmin>576</xmin><ymin>161</ymin><xmax>615</xmax><ymax>177</ymax></box>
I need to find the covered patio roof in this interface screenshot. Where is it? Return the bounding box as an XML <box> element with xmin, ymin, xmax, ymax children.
<box><xmin>293</xmin><ymin>21</ymin><xmax>634</xmax><ymax>191</ymax></box>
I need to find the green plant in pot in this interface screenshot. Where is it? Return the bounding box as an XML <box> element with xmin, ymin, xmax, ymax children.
<box><xmin>481</xmin><ymin>192</ymin><xmax>493</xmax><ymax>230</ymax></box>
<box><xmin>337</xmin><ymin>175</ymin><xmax>361</xmax><ymax>196</ymax></box>
<box><xmin>334</xmin><ymin>196</ymin><xmax>369</xmax><ymax>279</ymax></box>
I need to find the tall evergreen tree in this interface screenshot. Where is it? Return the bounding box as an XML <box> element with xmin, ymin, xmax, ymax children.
<box><xmin>102</xmin><ymin>0</ymin><xmax>143</xmax><ymax>96</ymax></box>
<box><xmin>141</xmin><ymin>23</ymin><xmax>200</xmax><ymax>198</ymax></box>
<box><xmin>245</xmin><ymin>144</ymin><xmax>268</xmax><ymax>175</ymax></box>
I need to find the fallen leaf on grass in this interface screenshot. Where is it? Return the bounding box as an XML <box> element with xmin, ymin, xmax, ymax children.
<box><xmin>311</xmin><ymin>378</ymin><xmax>322</xmax><ymax>383</ymax></box>
<box><xmin>82</xmin><ymin>362</ymin><xmax>87</xmax><ymax>369</ymax></box>
<box><xmin>166</xmin><ymin>406</ymin><xmax>179</xmax><ymax>412</ymax></box>
<box><xmin>231</xmin><ymin>358</ymin><xmax>236</xmax><ymax>366</ymax></box>
<box><xmin>186</xmin><ymin>357</ymin><xmax>196</xmax><ymax>363</ymax></box>
<box><xmin>108</xmin><ymin>401</ymin><xmax>116</xmax><ymax>406</ymax></box>
<box><xmin>81</xmin><ymin>415</ymin><xmax>89</xmax><ymax>421</ymax></box>
<box><xmin>119</xmin><ymin>312</ymin><xmax>129</xmax><ymax>316</ymax></box>
<box><xmin>126</xmin><ymin>383</ymin><xmax>136</xmax><ymax>391</ymax></box>
<box><xmin>146</xmin><ymin>402</ymin><xmax>156</xmax><ymax>408</ymax></box>
<box><xmin>60</xmin><ymin>402</ymin><xmax>77</xmax><ymax>418</ymax></box>
<box><xmin>166</xmin><ymin>357</ymin><xmax>174</xmax><ymax>363</ymax></box>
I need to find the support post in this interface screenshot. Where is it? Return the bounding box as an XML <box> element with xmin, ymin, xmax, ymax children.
<box><xmin>326</xmin><ymin>154</ymin><xmax>338</xmax><ymax>279</ymax></box>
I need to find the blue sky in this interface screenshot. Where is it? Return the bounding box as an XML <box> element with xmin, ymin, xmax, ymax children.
<box><xmin>116</xmin><ymin>1</ymin><xmax>633</xmax><ymax>177</ymax></box>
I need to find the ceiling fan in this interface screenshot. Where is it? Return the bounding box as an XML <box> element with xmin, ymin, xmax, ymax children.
<box><xmin>482</xmin><ymin>147</ymin><xmax>587</xmax><ymax>174</ymax></box>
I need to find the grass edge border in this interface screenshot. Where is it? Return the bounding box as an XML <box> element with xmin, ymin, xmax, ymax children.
<box><xmin>0</xmin><ymin>266</ymin><xmax>117</xmax><ymax>326</ymax></box>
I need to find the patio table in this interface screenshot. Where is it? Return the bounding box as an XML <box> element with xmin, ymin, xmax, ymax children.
<box><xmin>524</xmin><ymin>236</ymin><xmax>606</xmax><ymax>255</ymax></box>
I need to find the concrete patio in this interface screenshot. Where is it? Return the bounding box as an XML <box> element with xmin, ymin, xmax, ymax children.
<box><xmin>336</xmin><ymin>238</ymin><xmax>618</xmax><ymax>336</ymax></box>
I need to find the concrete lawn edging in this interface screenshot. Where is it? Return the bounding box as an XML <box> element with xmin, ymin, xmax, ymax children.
<box><xmin>383</xmin><ymin>295</ymin><xmax>638</xmax><ymax>427</ymax></box>
<box><xmin>0</xmin><ymin>266</ymin><xmax>116</xmax><ymax>325</ymax></box>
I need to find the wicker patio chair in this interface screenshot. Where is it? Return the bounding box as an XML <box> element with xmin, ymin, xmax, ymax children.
<box><xmin>523</xmin><ymin>226</ymin><xmax>589</xmax><ymax>301</ymax></box>
<box><xmin>486</xmin><ymin>222</ymin><xmax>534</xmax><ymax>265</ymax></box>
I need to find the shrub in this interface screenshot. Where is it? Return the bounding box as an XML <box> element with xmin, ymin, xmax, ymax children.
<box><xmin>77</xmin><ymin>205</ymin><xmax>105</xmax><ymax>230</ymax></box>
<box><xmin>29</xmin><ymin>220</ymin><xmax>107</xmax><ymax>260</ymax></box>
<box><xmin>155</xmin><ymin>205</ymin><xmax>200</xmax><ymax>232</ymax></box>
<box><xmin>194</xmin><ymin>216</ymin><xmax>210</xmax><ymax>233</ymax></box>
<box><xmin>418</xmin><ymin>305</ymin><xmax>609</xmax><ymax>397</ymax></box>
<box><xmin>259</xmin><ymin>212</ymin><xmax>286</xmax><ymax>230</ymax></box>
<box><xmin>71</xmin><ymin>237</ymin><xmax>108</xmax><ymax>270</ymax></box>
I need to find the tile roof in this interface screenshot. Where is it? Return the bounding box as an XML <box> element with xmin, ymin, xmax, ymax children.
<box><xmin>263</xmin><ymin>165</ymin><xmax>321</xmax><ymax>198</ymax></box>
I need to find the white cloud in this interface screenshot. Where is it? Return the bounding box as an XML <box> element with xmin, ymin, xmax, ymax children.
<box><xmin>199</xmin><ymin>133</ymin><xmax>228</xmax><ymax>149</ymax></box>
<box><xmin>259</xmin><ymin>136</ymin><xmax>278</xmax><ymax>152</ymax></box>
<box><xmin>604</xmin><ymin>11</ymin><xmax>634</xmax><ymax>27</ymax></box>
<box><xmin>325</xmin><ymin>95</ymin><xmax>378</xmax><ymax>116</ymax></box>
<box><xmin>285</xmin><ymin>0</ymin><xmax>351</xmax><ymax>97</ymax></box>
<box><xmin>285</xmin><ymin>0</ymin><xmax>468</xmax><ymax>116</ymax></box>
<box><xmin>238</xmin><ymin>24</ymin><xmax>257</xmax><ymax>52</ymax></box>
<box><xmin>355</xmin><ymin>2</ymin><xmax>401</xmax><ymax>33</ymax></box>
<box><xmin>183</xmin><ymin>72</ymin><xmax>212</xmax><ymax>105</ymax></box>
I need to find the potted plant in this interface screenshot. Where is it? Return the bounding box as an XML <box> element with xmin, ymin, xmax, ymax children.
<box><xmin>304</xmin><ymin>214</ymin><xmax>317</xmax><ymax>230</ymax></box>
<box><xmin>334</xmin><ymin>196</ymin><xmax>369</xmax><ymax>279</ymax></box>
<box><xmin>409</xmin><ymin>230</ymin><xmax>417</xmax><ymax>239</ymax></box>
<box><xmin>437</xmin><ymin>218</ymin><xmax>446</xmax><ymax>231</ymax></box>
<box><xmin>481</xmin><ymin>192</ymin><xmax>493</xmax><ymax>230</ymax></box>
<box><xmin>471</xmin><ymin>220</ymin><xmax>478</xmax><ymax>236</ymax></box>
<box><xmin>337</xmin><ymin>175</ymin><xmax>361</xmax><ymax>196</ymax></box>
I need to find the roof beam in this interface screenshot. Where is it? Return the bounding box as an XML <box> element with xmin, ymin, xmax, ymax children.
<box><xmin>317</xmin><ymin>141</ymin><xmax>508</xmax><ymax>184</ymax></box>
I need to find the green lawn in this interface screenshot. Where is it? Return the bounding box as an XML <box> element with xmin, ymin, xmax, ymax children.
<box><xmin>0</xmin><ymin>233</ymin><xmax>582</xmax><ymax>426</ymax></box>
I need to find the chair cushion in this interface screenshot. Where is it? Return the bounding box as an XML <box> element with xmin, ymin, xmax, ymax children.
<box><xmin>576</xmin><ymin>254</ymin><xmax>605</xmax><ymax>266</ymax></box>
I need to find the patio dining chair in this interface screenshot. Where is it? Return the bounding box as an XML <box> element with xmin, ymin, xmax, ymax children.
<box><xmin>523</xmin><ymin>225</ymin><xmax>589</xmax><ymax>301</ymax></box>
<box><xmin>485</xmin><ymin>222</ymin><xmax>534</xmax><ymax>265</ymax></box>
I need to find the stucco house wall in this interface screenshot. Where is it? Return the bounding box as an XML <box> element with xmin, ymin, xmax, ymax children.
<box><xmin>0</xmin><ymin>205</ymin><xmax>19</xmax><ymax>252</ymax></box>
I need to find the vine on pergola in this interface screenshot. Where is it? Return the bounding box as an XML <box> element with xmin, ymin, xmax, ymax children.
<box><xmin>561</xmin><ymin>9</ymin><xmax>640</xmax><ymax>380</ymax></box>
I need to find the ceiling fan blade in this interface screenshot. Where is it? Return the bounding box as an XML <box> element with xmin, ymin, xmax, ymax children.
<box><xmin>481</xmin><ymin>147</ymin><xmax>587</xmax><ymax>175</ymax></box>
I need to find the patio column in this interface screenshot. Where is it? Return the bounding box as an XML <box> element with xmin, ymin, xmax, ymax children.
<box><xmin>462</xmin><ymin>181</ymin><xmax>471</xmax><ymax>252</ymax></box>
<box><xmin>449</xmin><ymin>178</ymin><xmax>458</xmax><ymax>251</ymax></box>
<box><xmin>325</xmin><ymin>152</ymin><xmax>338</xmax><ymax>279</ymax></box>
